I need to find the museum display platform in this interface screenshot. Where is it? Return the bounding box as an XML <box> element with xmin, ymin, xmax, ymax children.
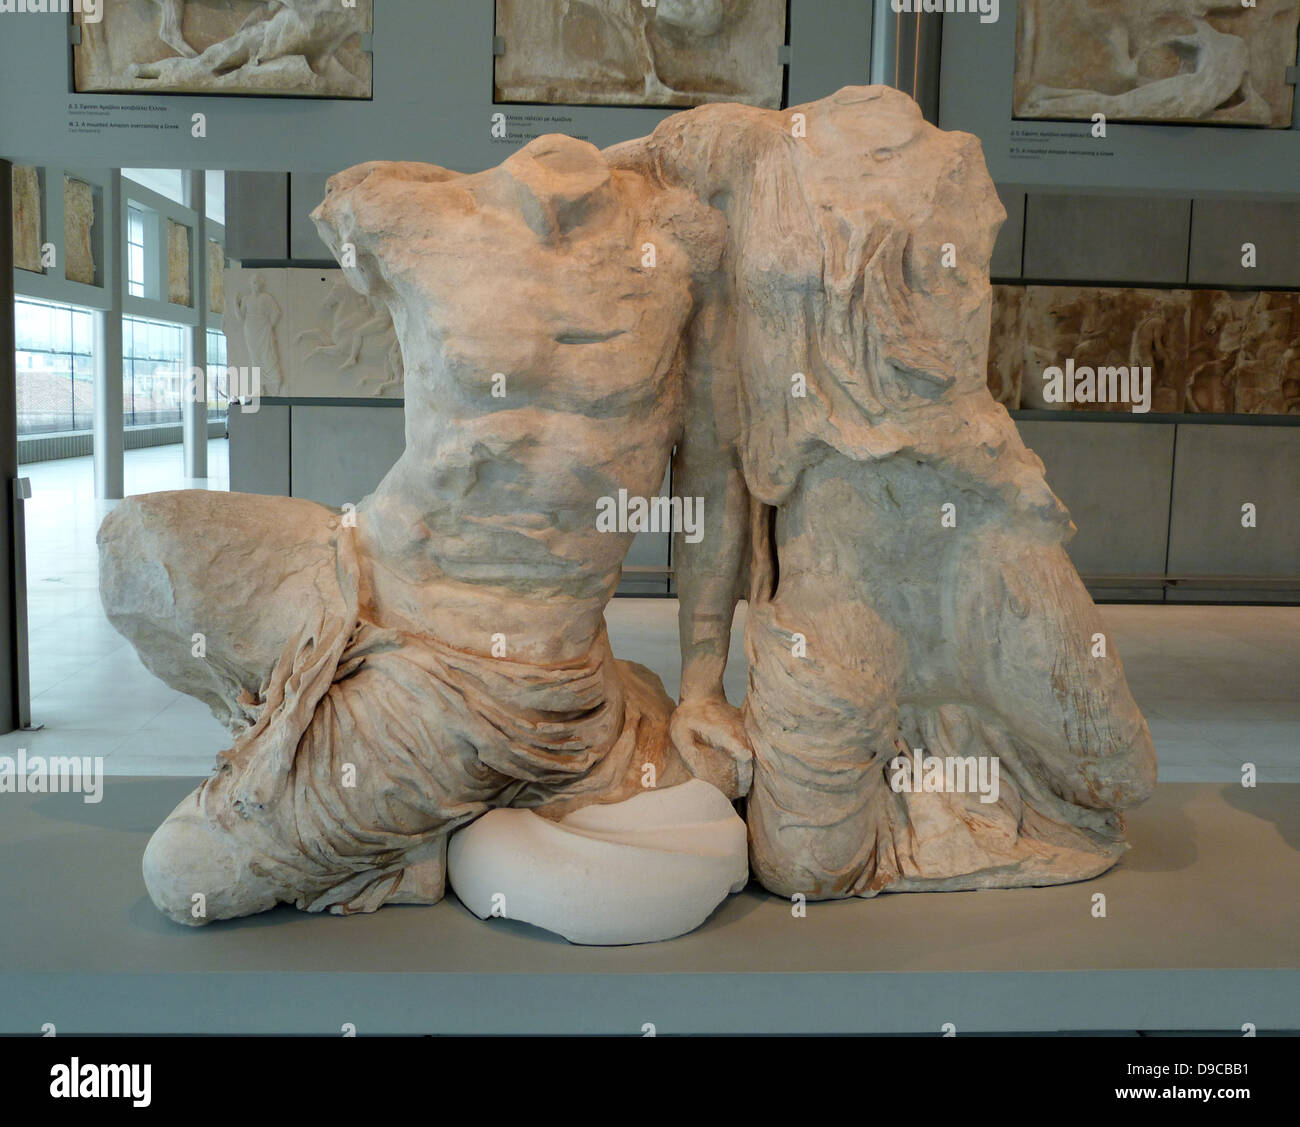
<box><xmin>1</xmin><ymin>779</ymin><xmax>1296</xmax><ymax>1036</ymax></box>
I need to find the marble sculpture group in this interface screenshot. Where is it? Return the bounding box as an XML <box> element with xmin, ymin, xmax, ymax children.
<box><xmin>98</xmin><ymin>86</ymin><xmax>1157</xmax><ymax>945</ymax></box>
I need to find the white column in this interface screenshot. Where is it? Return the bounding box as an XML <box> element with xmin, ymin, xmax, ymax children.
<box><xmin>183</xmin><ymin>171</ymin><xmax>208</xmax><ymax>480</ymax></box>
<box><xmin>94</xmin><ymin>170</ymin><xmax>124</xmax><ymax>500</ymax></box>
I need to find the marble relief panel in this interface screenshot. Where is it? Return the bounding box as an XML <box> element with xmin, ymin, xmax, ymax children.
<box><xmin>1190</xmin><ymin>289</ymin><xmax>1300</xmax><ymax>416</ymax></box>
<box><xmin>64</xmin><ymin>177</ymin><xmax>98</xmax><ymax>286</ymax></box>
<box><xmin>996</xmin><ymin>283</ymin><xmax>1300</xmax><ymax>416</ymax></box>
<box><xmin>208</xmin><ymin>240</ymin><xmax>226</xmax><ymax>316</ymax></box>
<box><xmin>74</xmin><ymin>0</ymin><xmax>372</xmax><ymax>99</ymax></box>
<box><xmin>168</xmin><ymin>220</ymin><xmax>192</xmax><ymax>307</ymax></box>
<box><xmin>494</xmin><ymin>0</ymin><xmax>787</xmax><ymax>108</ymax></box>
<box><xmin>1021</xmin><ymin>286</ymin><xmax>1190</xmax><ymax>414</ymax></box>
<box><xmin>987</xmin><ymin>284</ymin><xmax>1025</xmax><ymax>408</ymax></box>
<box><xmin>12</xmin><ymin>166</ymin><xmax>43</xmax><ymax>275</ymax></box>
<box><xmin>223</xmin><ymin>267</ymin><xmax>402</xmax><ymax>400</ymax></box>
<box><xmin>1015</xmin><ymin>0</ymin><xmax>1300</xmax><ymax>128</ymax></box>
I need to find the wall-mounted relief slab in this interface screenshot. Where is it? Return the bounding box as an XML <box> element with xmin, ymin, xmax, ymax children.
<box><xmin>74</xmin><ymin>0</ymin><xmax>373</xmax><ymax>99</ymax></box>
<box><xmin>224</xmin><ymin>268</ymin><xmax>288</xmax><ymax>395</ymax></box>
<box><xmin>63</xmin><ymin>176</ymin><xmax>97</xmax><ymax>286</ymax></box>
<box><xmin>208</xmin><ymin>239</ymin><xmax>225</xmax><ymax>315</ymax></box>
<box><xmin>1020</xmin><ymin>286</ymin><xmax>1189</xmax><ymax>413</ymax></box>
<box><xmin>1014</xmin><ymin>0</ymin><xmax>1300</xmax><ymax>128</ymax></box>
<box><xmin>12</xmin><ymin>165</ymin><xmax>43</xmax><ymax>275</ymax></box>
<box><xmin>224</xmin><ymin>267</ymin><xmax>402</xmax><ymax>399</ymax></box>
<box><xmin>988</xmin><ymin>284</ymin><xmax>1025</xmax><ymax>408</ymax></box>
<box><xmin>494</xmin><ymin>0</ymin><xmax>786</xmax><ymax>108</ymax></box>
<box><xmin>1189</xmin><ymin>290</ymin><xmax>1300</xmax><ymax>416</ymax></box>
<box><xmin>1004</xmin><ymin>283</ymin><xmax>1300</xmax><ymax>416</ymax></box>
<box><xmin>167</xmin><ymin>219</ymin><xmax>191</xmax><ymax>307</ymax></box>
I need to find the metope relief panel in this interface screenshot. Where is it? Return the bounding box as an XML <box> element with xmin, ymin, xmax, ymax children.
<box><xmin>494</xmin><ymin>0</ymin><xmax>787</xmax><ymax>108</ymax></box>
<box><xmin>1189</xmin><ymin>290</ymin><xmax>1300</xmax><ymax>416</ymax></box>
<box><xmin>63</xmin><ymin>177</ymin><xmax>97</xmax><ymax>286</ymax></box>
<box><xmin>74</xmin><ymin>0</ymin><xmax>373</xmax><ymax>99</ymax></box>
<box><xmin>987</xmin><ymin>284</ymin><xmax>1025</xmax><ymax>408</ymax></box>
<box><xmin>208</xmin><ymin>240</ymin><xmax>226</xmax><ymax>316</ymax></box>
<box><xmin>1014</xmin><ymin>0</ymin><xmax>1300</xmax><ymax>128</ymax></box>
<box><xmin>1021</xmin><ymin>286</ymin><xmax>1190</xmax><ymax>414</ymax></box>
<box><xmin>12</xmin><ymin>166</ymin><xmax>43</xmax><ymax>275</ymax></box>
<box><xmin>167</xmin><ymin>220</ymin><xmax>192</xmax><ymax>307</ymax></box>
<box><xmin>1001</xmin><ymin>284</ymin><xmax>1300</xmax><ymax>417</ymax></box>
<box><xmin>223</xmin><ymin>267</ymin><xmax>402</xmax><ymax>400</ymax></box>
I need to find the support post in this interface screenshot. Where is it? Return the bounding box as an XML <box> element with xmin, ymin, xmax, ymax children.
<box><xmin>94</xmin><ymin>170</ymin><xmax>124</xmax><ymax>500</ymax></box>
<box><xmin>0</xmin><ymin>161</ymin><xmax>20</xmax><ymax>732</ymax></box>
<box><xmin>870</xmin><ymin>2</ymin><xmax>944</xmax><ymax>123</ymax></box>
<box><xmin>184</xmin><ymin>170</ymin><xmax>208</xmax><ymax>480</ymax></box>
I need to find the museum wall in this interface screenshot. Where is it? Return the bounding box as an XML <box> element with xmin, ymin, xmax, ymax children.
<box><xmin>950</xmin><ymin>3</ymin><xmax>1300</xmax><ymax>602</ymax></box>
<box><xmin>0</xmin><ymin>1</ymin><xmax>872</xmax><ymax>171</ymax></box>
<box><xmin>941</xmin><ymin>0</ymin><xmax>1300</xmax><ymax>196</ymax></box>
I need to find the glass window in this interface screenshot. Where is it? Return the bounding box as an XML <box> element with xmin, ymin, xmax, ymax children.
<box><xmin>14</xmin><ymin>298</ymin><xmax>96</xmax><ymax>436</ymax></box>
<box><xmin>123</xmin><ymin>169</ymin><xmax>186</xmax><ymax>206</ymax></box>
<box><xmin>123</xmin><ymin>315</ymin><xmax>186</xmax><ymax>428</ymax></box>
<box><xmin>205</xmin><ymin>171</ymin><xmax>225</xmax><ymax>225</ymax></box>
<box><xmin>206</xmin><ymin>329</ymin><xmax>229</xmax><ymax>423</ymax></box>
<box><xmin>127</xmin><ymin>204</ymin><xmax>147</xmax><ymax>298</ymax></box>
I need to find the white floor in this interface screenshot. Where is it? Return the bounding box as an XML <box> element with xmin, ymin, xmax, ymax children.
<box><xmin>2</xmin><ymin>440</ymin><xmax>1296</xmax><ymax>783</ymax></box>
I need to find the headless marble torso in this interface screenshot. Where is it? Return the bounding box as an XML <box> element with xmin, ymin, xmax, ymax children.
<box><xmin>313</xmin><ymin>148</ymin><xmax>701</xmax><ymax>666</ymax></box>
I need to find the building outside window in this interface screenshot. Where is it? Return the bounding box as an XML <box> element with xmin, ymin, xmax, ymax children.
<box><xmin>206</xmin><ymin>328</ymin><xmax>229</xmax><ymax>424</ymax></box>
<box><xmin>124</xmin><ymin>316</ymin><xmax>186</xmax><ymax>427</ymax></box>
<box><xmin>14</xmin><ymin>298</ymin><xmax>95</xmax><ymax>435</ymax></box>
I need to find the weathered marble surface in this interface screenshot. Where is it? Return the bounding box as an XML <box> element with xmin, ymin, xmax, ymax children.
<box><xmin>611</xmin><ymin>87</ymin><xmax>1156</xmax><ymax>900</ymax></box>
<box><xmin>1189</xmin><ymin>289</ymin><xmax>1300</xmax><ymax>415</ymax></box>
<box><xmin>12</xmin><ymin>165</ymin><xmax>42</xmax><ymax>275</ymax></box>
<box><xmin>1015</xmin><ymin>0</ymin><xmax>1300</xmax><ymax>127</ymax></box>
<box><xmin>1021</xmin><ymin>285</ymin><xmax>1188</xmax><ymax>413</ymax></box>
<box><xmin>998</xmin><ymin>283</ymin><xmax>1300</xmax><ymax>416</ymax></box>
<box><xmin>106</xmin><ymin>126</ymin><xmax>716</xmax><ymax>934</ymax></box>
<box><xmin>102</xmin><ymin>87</ymin><xmax>1156</xmax><ymax>939</ymax></box>
<box><xmin>63</xmin><ymin>177</ymin><xmax>97</xmax><ymax>286</ymax></box>
<box><xmin>987</xmin><ymin>284</ymin><xmax>1024</xmax><ymax>408</ymax></box>
<box><xmin>75</xmin><ymin>0</ymin><xmax>372</xmax><ymax>98</ymax></box>
<box><xmin>167</xmin><ymin>219</ymin><xmax>191</xmax><ymax>307</ymax></box>
<box><xmin>208</xmin><ymin>239</ymin><xmax>225</xmax><ymax>315</ymax></box>
<box><xmin>224</xmin><ymin>269</ymin><xmax>285</xmax><ymax>394</ymax></box>
<box><xmin>223</xmin><ymin>267</ymin><xmax>401</xmax><ymax>398</ymax></box>
<box><xmin>495</xmin><ymin>0</ymin><xmax>786</xmax><ymax>108</ymax></box>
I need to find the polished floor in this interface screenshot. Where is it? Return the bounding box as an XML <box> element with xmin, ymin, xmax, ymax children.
<box><xmin>1</xmin><ymin>441</ymin><xmax>1296</xmax><ymax>783</ymax></box>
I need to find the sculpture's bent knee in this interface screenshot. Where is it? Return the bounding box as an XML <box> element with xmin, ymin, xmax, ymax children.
<box><xmin>142</xmin><ymin>792</ymin><xmax>279</xmax><ymax>926</ymax></box>
<box><xmin>98</xmin><ymin>490</ymin><xmax>344</xmax><ymax>729</ymax></box>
